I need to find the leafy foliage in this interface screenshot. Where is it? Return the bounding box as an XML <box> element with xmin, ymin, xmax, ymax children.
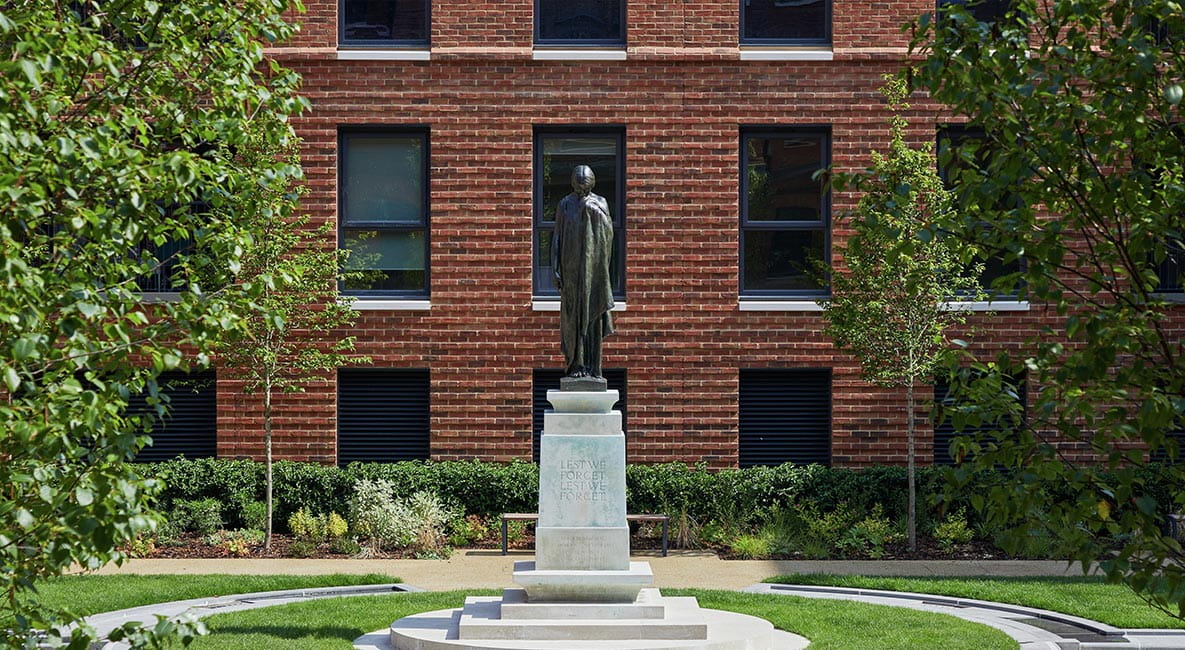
<box><xmin>0</xmin><ymin>0</ymin><xmax>306</xmax><ymax>644</ymax></box>
<box><xmin>913</xmin><ymin>0</ymin><xmax>1185</xmax><ymax>618</ymax></box>
<box><xmin>209</xmin><ymin>123</ymin><xmax>364</xmax><ymax>550</ymax></box>
<box><xmin>822</xmin><ymin>75</ymin><xmax>983</xmax><ymax>550</ymax></box>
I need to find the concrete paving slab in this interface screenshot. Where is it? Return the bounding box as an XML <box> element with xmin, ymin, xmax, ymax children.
<box><xmin>87</xmin><ymin>550</ymin><xmax>1091</xmax><ymax>591</ymax></box>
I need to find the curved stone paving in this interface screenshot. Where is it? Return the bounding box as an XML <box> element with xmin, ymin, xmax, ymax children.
<box><xmin>744</xmin><ymin>583</ymin><xmax>1185</xmax><ymax>649</ymax></box>
<box><xmin>73</xmin><ymin>581</ymin><xmax>1185</xmax><ymax>649</ymax></box>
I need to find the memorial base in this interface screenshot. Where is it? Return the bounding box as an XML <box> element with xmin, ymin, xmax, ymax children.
<box><xmin>512</xmin><ymin>560</ymin><xmax>652</xmax><ymax>603</ymax></box>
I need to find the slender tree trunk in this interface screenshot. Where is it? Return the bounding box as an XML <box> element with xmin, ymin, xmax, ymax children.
<box><xmin>264</xmin><ymin>370</ymin><xmax>274</xmax><ymax>552</ymax></box>
<box><xmin>906</xmin><ymin>378</ymin><xmax>917</xmax><ymax>552</ymax></box>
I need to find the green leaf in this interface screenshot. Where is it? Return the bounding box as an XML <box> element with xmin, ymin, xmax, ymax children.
<box><xmin>4</xmin><ymin>367</ymin><xmax>20</xmax><ymax>393</ymax></box>
<box><xmin>75</xmin><ymin>487</ymin><xmax>94</xmax><ymax>506</ymax></box>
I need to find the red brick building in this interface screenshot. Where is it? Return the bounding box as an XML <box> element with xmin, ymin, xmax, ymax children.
<box><xmin>134</xmin><ymin>0</ymin><xmax>1180</xmax><ymax>469</ymax></box>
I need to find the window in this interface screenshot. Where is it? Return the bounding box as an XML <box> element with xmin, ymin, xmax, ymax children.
<box><xmin>938</xmin><ymin>125</ymin><xmax>1024</xmax><ymax>295</ymax></box>
<box><xmin>738</xmin><ymin>369</ymin><xmax>831</xmax><ymax>467</ymax></box>
<box><xmin>535</xmin><ymin>0</ymin><xmax>625</xmax><ymax>45</ymax></box>
<box><xmin>936</xmin><ymin>0</ymin><xmax>1011</xmax><ymax>26</ymax></box>
<box><xmin>534</xmin><ymin>129</ymin><xmax>625</xmax><ymax>297</ymax></box>
<box><xmin>134</xmin><ymin>201</ymin><xmax>208</xmax><ymax>294</ymax></box>
<box><xmin>740</xmin><ymin>129</ymin><xmax>830</xmax><ymax>296</ymax></box>
<box><xmin>339</xmin><ymin>130</ymin><xmax>429</xmax><ymax>296</ymax></box>
<box><xmin>340</xmin><ymin>0</ymin><xmax>429</xmax><ymax>46</ymax></box>
<box><xmin>741</xmin><ymin>0</ymin><xmax>830</xmax><ymax>45</ymax></box>
<box><xmin>337</xmin><ymin>369</ymin><xmax>430</xmax><ymax>465</ymax></box>
<box><xmin>532</xmin><ymin>369</ymin><xmax>626</xmax><ymax>462</ymax></box>
<box><xmin>129</xmin><ymin>371</ymin><xmax>218</xmax><ymax>462</ymax></box>
<box><xmin>933</xmin><ymin>372</ymin><xmax>1025</xmax><ymax>466</ymax></box>
<box><xmin>1154</xmin><ymin>239</ymin><xmax>1184</xmax><ymax>293</ymax></box>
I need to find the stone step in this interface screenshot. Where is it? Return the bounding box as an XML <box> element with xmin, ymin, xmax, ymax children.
<box><xmin>498</xmin><ymin>588</ymin><xmax>667</xmax><ymax>620</ymax></box>
<box><xmin>456</xmin><ymin>595</ymin><xmax>709</xmax><ymax>641</ymax></box>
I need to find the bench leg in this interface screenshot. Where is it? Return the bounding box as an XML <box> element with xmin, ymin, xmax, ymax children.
<box><xmin>662</xmin><ymin>519</ymin><xmax>669</xmax><ymax>557</ymax></box>
<box><xmin>501</xmin><ymin>518</ymin><xmax>508</xmax><ymax>556</ymax></box>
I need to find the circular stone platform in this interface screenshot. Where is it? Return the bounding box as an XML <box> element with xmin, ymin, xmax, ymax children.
<box><xmin>354</xmin><ymin>606</ymin><xmax>808</xmax><ymax>650</ymax></box>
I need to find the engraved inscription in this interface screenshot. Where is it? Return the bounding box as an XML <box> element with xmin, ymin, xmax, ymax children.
<box><xmin>557</xmin><ymin>458</ymin><xmax>608</xmax><ymax>502</ymax></box>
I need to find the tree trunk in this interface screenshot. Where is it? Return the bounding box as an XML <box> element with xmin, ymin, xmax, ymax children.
<box><xmin>907</xmin><ymin>379</ymin><xmax>917</xmax><ymax>552</ymax></box>
<box><xmin>264</xmin><ymin>373</ymin><xmax>274</xmax><ymax>552</ymax></box>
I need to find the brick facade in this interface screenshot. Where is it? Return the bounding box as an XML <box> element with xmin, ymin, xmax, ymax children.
<box><xmin>201</xmin><ymin>0</ymin><xmax>1176</xmax><ymax>468</ymax></box>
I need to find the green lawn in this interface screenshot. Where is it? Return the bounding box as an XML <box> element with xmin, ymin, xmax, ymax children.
<box><xmin>766</xmin><ymin>574</ymin><xmax>1185</xmax><ymax>630</ymax></box>
<box><xmin>191</xmin><ymin>589</ymin><xmax>1017</xmax><ymax>650</ymax></box>
<box><xmin>22</xmin><ymin>574</ymin><xmax>395</xmax><ymax>619</ymax></box>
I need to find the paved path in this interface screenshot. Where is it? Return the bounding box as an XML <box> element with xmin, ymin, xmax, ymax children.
<box><xmin>90</xmin><ymin>550</ymin><xmax>1091</xmax><ymax>591</ymax></box>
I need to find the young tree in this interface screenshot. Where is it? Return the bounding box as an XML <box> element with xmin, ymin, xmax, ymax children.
<box><xmin>912</xmin><ymin>0</ymin><xmax>1185</xmax><ymax>617</ymax></box>
<box><xmin>822</xmin><ymin>76</ymin><xmax>983</xmax><ymax>552</ymax></box>
<box><xmin>212</xmin><ymin>126</ymin><xmax>364</xmax><ymax>551</ymax></box>
<box><xmin>0</xmin><ymin>0</ymin><xmax>306</xmax><ymax>645</ymax></box>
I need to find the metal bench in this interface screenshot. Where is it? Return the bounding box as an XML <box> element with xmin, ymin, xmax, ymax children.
<box><xmin>500</xmin><ymin>512</ymin><xmax>670</xmax><ymax>557</ymax></box>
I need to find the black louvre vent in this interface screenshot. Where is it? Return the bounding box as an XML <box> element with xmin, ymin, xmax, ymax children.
<box><xmin>739</xmin><ymin>369</ymin><xmax>831</xmax><ymax>468</ymax></box>
<box><xmin>131</xmin><ymin>371</ymin><xmax>217</xmax><ymax>462</ymax></box>
<box><xmin>338</xmin><ymin>369</ymin><xmax>430</xmax><ymax>466</ymax></box>
<box><xmin>933</xmin><ymin>375</ymin><xmax>1026</xmax><ymax>466</ymax></box>
<box><xmin>532</xmin><ymin>369</ymin><xmax>626</xmax><ymax>463</ymax></box>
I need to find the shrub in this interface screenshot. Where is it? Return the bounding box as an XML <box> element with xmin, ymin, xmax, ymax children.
<box><xmin>240</xmin><ymin>501</ymin><xmax>268</xmax><ymax>531</ymax></box>
<box><xmin>836</xmin><ymin>505</ymin><xmax>902</xmax><ymax>559</ymax></box>
<box><xmin>729</xmin><ymin>534</ymin><xmax>773</xmax><ymax>560</ymax></box>
<box><xmin>170</xmin><ymin>498</ymin><xmax>224</xmax><ymax>536</ymax></box>
<box><xmin>448</xmin><ymin>515</ymin><xmax>490</xmax><ymax>547</ymax></box>
<box><xmin>406</xmin><ymin>491</ymin><xmax>454</xmax><ymax>555</ymax></box>
<box><xmin>289</xmin><ymin>539</ymin><xmax>317</xmax><ymax>558</ymax></box>
<box><xmin>349</xmin><ymin>479</ymin><xmax>413</xmax><ymax>551</ymax></box>
<box><xmin>934</xmin><ymin>509</ymin><xmax>975</xmax><ymax>552</ymax></box>
<box><xmin>288</xmin><ymin>508</ymin><xmax>319</xmax><ymax>540</ymax></box>
<box><xmin>330</xmin><ymin>537</ymin><xmax>361</xmax><ymax>555</ymax></box>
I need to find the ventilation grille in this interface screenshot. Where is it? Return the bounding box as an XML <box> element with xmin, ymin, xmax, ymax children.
<box><xmin>739</xmin><ymin>369</ymin><xmax>831</xmax><ymax>468</ymax></box>
<box><xmin>130</xmin><ymin>371</ymin><xmax>217</xmax><ymax>462</ymax></box>
<box><xmin>338</xmin><ymin>369</ymin><xmax>430</xmax><ymax>466</ymax></box>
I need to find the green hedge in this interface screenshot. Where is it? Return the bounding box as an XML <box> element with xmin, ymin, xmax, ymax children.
<box><xmin>143</xmin><ymin>458</ymin><xmax>1180</xmax><ymax>535</ymax></box>
<box><xmin>142</xmin><ymin>458</ymin><xmax>985</xmax><ymax>533</ymax></box>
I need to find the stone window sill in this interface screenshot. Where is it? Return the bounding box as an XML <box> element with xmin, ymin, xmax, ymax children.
<box><xmin>346</xmin><ymin>299</ymin><xmax>431</xmax><ymax>311</ymax></box>
<box><xmin>336</xmin><ymin>48</ymin><xmax>431</xmax><ymax>61</ymax></box>
<box><xmin>739</xmin><ymin>47</ymin><xmax>834</xmax><ymax>61</ymax></box>
<box><xmin>533</xmin><ymin>299</ymin><xmax>627</xmax><ymax>312</ymax></box>
<box><xmin>738</xmin><ymin>300</ymin><xmax>825</xmax><ymax>312</ymax></box>
<box><xmin>532</xmin><ymin>48</ymin><xmax>628</xmax><ymax>61</ymax></box>
<box><xmin>945</xmin><ymin>300</ymin><xmax>1030</xmax><ymax>312</ymax></box>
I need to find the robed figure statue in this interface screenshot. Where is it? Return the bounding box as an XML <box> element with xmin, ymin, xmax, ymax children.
<box><xmin>551</xmin><ymin>165</ymin><xmax>615</xmax><ymax>381</ymax></box>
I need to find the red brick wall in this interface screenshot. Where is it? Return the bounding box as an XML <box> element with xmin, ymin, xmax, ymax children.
<box><xmin>215</xmin><ymin>0</ymin><xmax>1180</xmax><ymax>468</ymax></box>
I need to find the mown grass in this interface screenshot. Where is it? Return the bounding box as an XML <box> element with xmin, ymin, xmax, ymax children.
<box><xmin>766</xmin><ymin>574</ymin><xmax>1185</xmax><ymax>629</ymax></box>
<box><xmin>190</xmin><ymin>589</ymin><xmax>1017</xmax><ymax>650</ymax></box>
<box><xmin>21</xmin><ymin>574</ymin><xmax>396</xmax><ymax>620</ymax></box>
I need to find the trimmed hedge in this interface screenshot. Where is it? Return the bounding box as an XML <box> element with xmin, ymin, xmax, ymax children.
<box><xmin>143</xmin><ymin>458</ymin><xmax>968</xmax><ymax>533</ymax></box>
<box><xmin>142</xmin><ymin>458</ymin><xmax>1178</xmax><ymax>535</ymax></box>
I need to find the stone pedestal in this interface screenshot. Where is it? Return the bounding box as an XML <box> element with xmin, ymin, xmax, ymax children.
<box><xmin>370</xmin><ymin>384</ymin><xmax>809</xmax><ymax>650</ymax></box>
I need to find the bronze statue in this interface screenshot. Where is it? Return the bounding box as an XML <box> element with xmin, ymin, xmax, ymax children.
<box><xmin>551</xmin><ymin>165</ymin><xmax>615</xmax><ymax>383</ymax></box>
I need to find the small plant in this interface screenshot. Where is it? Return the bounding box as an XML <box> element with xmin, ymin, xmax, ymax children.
<box><xmin>155</xmin><ymin>520</ymin><xmax>185</xmax><ymax>547</ymax></box>
<box><xmin>406</xmin><ymin>491</ymin><xmax>452</xmax><ymax>554</ymax></box>
<box><xmin>934</xmin><ymin>509</ymin><xmax>975</xmax><ymax>553</ymax></box>
<box><xmin>671</xmin><ymin>508</ymin><xmax>702</xmax><ymax>550</ymax></box>
<box><xmin>836</xmin><ymin>505</ymin><xmax>903</xmax><ymax>559</ymax></box>
<box><xmin>171</xmin><ymin>498</ymin><xmax>224</xmax><ymax>536</ymax></box>
<box><xmin>448</xmin><ymin>515</ymin><xmax>489</xmax><ymax>547</ymax></box>
<box><xmin>288</xmin><ymin>508</ymin><xmax>319</xmax><ymax>540</ymax></box>
<box><xmin>289</xmin><ymin>539</ymin><xmax>317</xmax><ymax>558</ymax></box>
<box><xmin>729</xmin><ymin>533</ymin><xmax>773</xmax><ymax>560</ymax></box>
<box><xmin>120</xmin><ymin>534</ymin><xmax>156</xmax><ymax>558</ymax></box>
<box><xmin>240</xmin><ymin>501</ymin><xmax>268</xmax><ymax>531</ymax></box>
<box><xmin>326</xmin><ymin>512</ymin><xmax>348</xmax><ymax>540</ymax></box>
<box><xmin>330</xmin><ymin>537</ymin><xmax>361</xmax><ymax>555</ymax></box>
<box><xmin>349</xmin><ymin>479</ymin><xmax>414</xmax><ymax>553</ymax></box>
<box><xmin>503</xmin><ymin>519</ymin><xmax>528</xmax><ymax>545</ymax></box>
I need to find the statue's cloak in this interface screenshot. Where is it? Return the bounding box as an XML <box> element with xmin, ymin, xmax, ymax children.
<box><xmin>552</xmin><ymin>192</ymin><xmax>615</xmax><ymax>370</ymax></box>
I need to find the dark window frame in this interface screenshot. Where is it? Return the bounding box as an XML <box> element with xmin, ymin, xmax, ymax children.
<box><xmin>338</xmin><ymin>127</ymin><xmax>431</xmax><ymax>298</ymax></box>
<box><xmin>533</xmin><ymin>126</ymin><xmax>627</xmax><ymax>299</ymax></box>
<box><xmin>739</xmin><ymin>126</ymin><xmax>832</xmax><ymax>298</ymax></box>
<box><xmin>338</xmin><ymin>0</ymin><xmax>431</xmax><ymax>47</ymax></box>
<box><xmin>935</xmin><ymin>0</ymin><xmax>1012</xmax><ymax>28</ymax></box>
<box><xmin>534</xmin><ymin>0</ymin><xmax>627</xmax><ymax>46</ymax></box>
<box><xmin>738</xmin><ymin>368</ymin><xmax>833</xmax><ymax>468</ymax></box>
<box><xmin>740</xmin><ymin>0</ymin><xmax>832</xmax><ymax>46</ymax></box>
<box><xmin>1153</xmin><ymin>239</ymin><xmax>1184</xmax><ymax>294</ymax></box>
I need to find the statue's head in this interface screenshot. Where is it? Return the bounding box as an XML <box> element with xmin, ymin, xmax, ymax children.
<box><xmin>571</xmin><ymin>165</ymin><xmax>596</xmax><ymax>196</ymax></box>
